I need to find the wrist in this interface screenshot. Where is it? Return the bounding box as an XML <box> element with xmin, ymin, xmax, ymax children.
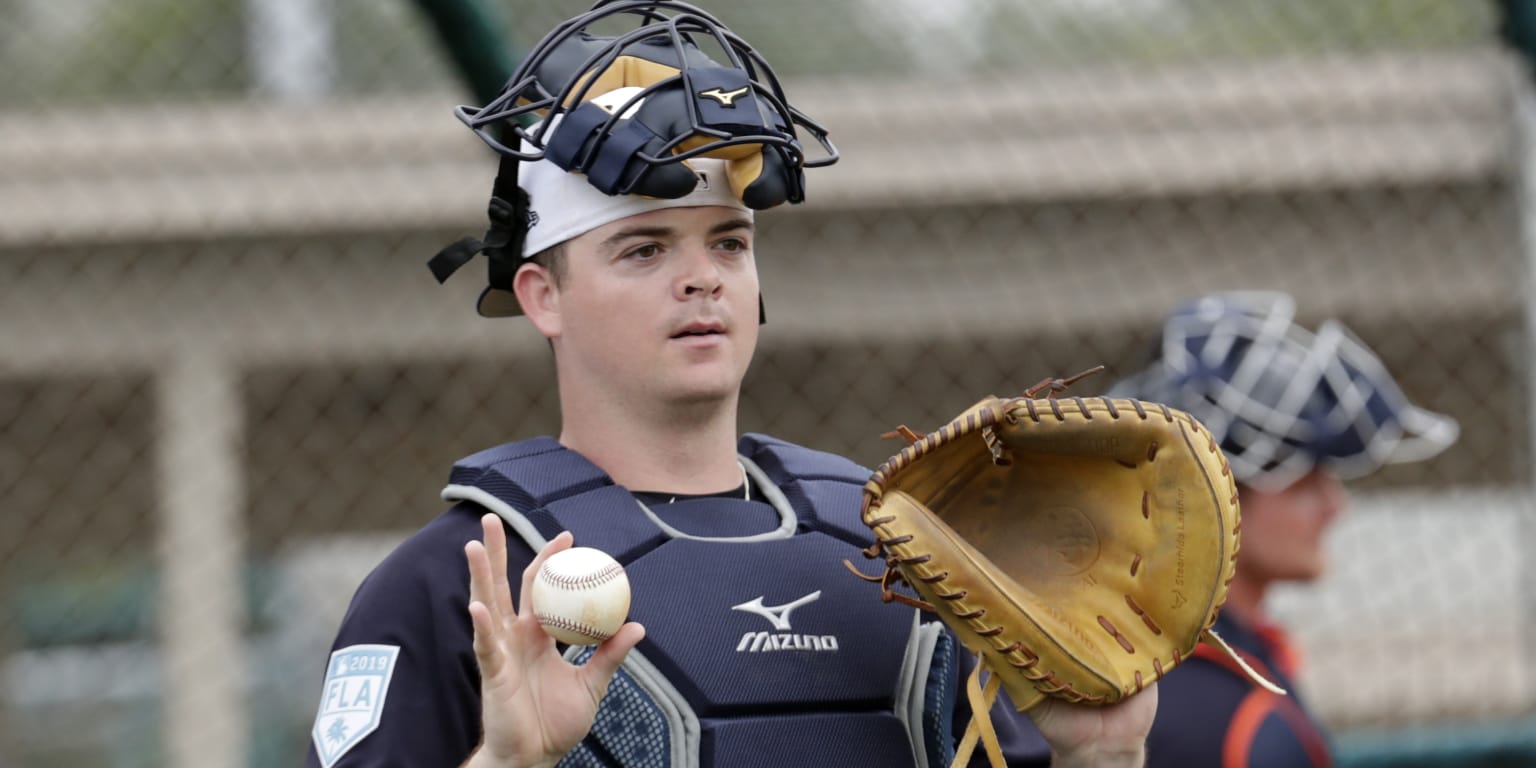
<box><xmin>461</xmin><ymin>746</ymin><xmax>557</xmax><ymax>768</ymax></box>
<box><xmin>1050</xmin><ymin>744</ymin><xmax>1145</xmax><ymax>768</ymax></box>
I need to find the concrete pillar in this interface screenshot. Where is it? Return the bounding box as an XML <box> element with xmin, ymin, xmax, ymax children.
<box><xmin>156</xmin><ymin>349</ymin><xmax>247</xmax><ymax>768</ymax></box>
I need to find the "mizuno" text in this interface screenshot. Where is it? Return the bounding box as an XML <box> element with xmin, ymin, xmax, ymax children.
<box><xmin>735</xmin><ymin>632</ymin><xmax>840</xmax><ymax>652</ymax></box>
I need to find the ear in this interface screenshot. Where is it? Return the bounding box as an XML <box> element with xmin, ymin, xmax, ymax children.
<box><xmin>513</xmin><ymin>262</ymin><xmax>562</xmax><ymax>339</ymax></box>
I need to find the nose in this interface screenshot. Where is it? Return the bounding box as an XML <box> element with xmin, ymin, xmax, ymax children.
<box><xmin>674</xmin><ymin>243</ymin><xmax>723</xmax><ymax>302</ymax></box>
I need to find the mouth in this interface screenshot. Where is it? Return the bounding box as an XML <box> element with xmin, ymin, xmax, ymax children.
<box><xmin>670</xmin><ymin>322</ymin><xmax>726</xmax><ymax>340</ymax></box>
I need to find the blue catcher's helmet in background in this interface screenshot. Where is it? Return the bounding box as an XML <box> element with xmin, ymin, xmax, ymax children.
<box><xmin>428</xmin><ymin>0</ymin><xmax>837</xmax><ymax>316</ymax></box>
<box><xmin>1109</xmin><ymin>292</ymin><xmax>1459</xmax><ymax>491</ymax></box>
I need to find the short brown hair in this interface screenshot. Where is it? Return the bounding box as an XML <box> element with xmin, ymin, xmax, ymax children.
<box><xmin>528</xmin><ymin>242</ymin><xmax>568</xmax><ymax>287</ymax></box>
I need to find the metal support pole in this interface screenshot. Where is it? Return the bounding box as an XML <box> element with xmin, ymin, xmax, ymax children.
<box><xmin>1510</xmin><ymin>66</ymin><xmax>1536</xmax><ymax>721</ymax></box>
<box><xmin>248</xmin><ymin>0</ymin><xmax>334</xmax><ymax>103</ymax></box>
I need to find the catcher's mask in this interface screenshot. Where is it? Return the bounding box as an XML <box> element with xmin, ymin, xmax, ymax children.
<box><xmin>428</xmin><ymin>0</ymin><xmax>837</xmax><ymax>318</ymax></box>
<box><xmin>1110</xmin><ymin>291</ymin><xmax>1458</xmax><ymax>491</ymax></box>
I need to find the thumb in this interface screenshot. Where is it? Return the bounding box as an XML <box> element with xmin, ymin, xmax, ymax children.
<box><xmin>578</xmin><ymin>622</ymin><xmax>646</xmax><ymax>697</ymax></box>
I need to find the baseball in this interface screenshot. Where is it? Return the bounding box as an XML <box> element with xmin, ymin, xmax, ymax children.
<box><xmin>530</xmin><ymin>547</ymin><xmax>631</xmax><ymax>645</ymax></box>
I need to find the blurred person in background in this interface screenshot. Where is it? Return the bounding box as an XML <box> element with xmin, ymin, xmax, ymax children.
<box><xmin>304</xmin><ymin>2</ymin><xmax>1157</xmax><ymax>767</ymax></box>
<box><xmin>1109</xmin><ymin>291</ymin><xmax>1459</xmax><ymax>768</ymax></box>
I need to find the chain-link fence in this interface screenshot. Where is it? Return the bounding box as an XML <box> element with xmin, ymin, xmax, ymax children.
<box><xmin>3</xmin><ymin>1</ymin><xmax>1534</xmax><ymax>766</ymax></box>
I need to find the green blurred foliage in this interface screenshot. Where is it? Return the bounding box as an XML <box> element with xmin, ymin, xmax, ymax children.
<box><xmin>0</xmin><ymin>0</ymin><xmax>1505</xmax><ymax>109</ymax></box>
<box><xmin>0</xmin><ymin>0</ymin><xmax>248</xmax><ymax>106</ymax></box>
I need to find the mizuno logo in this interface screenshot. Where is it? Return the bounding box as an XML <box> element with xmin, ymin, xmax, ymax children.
<box><xmin>736</xmin><ymin>632</ymin><xmax>839</xmax><ymax>653</ymax></box>
<box><xmin>699</xmin><ymin>85</ymin><xmax>751</xmax><ymax>107</ymax></box>
<box><xmin>731</xmin><ymin>592</ymin><xmax>837</xmax><ymax>654</ymax></box>
<box><xmin>732</xmin><ymin>591</ymin><xmax>820</xmax><ymax>631</ymax></box>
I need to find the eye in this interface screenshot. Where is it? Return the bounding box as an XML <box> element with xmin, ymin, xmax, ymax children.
<box><xmin>622</xmin><ymin>243</ymin><xmax>662</xmax><ymax>261</ymax></box>
<box><xmin>715</xmin><ymin>237</ymin><xmax>750</xmax><ymax>254</ymax></box>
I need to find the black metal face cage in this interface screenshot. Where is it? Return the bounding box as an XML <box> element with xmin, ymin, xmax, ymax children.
<box><xmin>452</xmin><ymin>0</ymin><xmax>838</xmax><ymax>175</ymax></box>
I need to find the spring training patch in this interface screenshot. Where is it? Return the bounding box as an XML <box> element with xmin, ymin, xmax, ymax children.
<box><xmin>312</xmin><ymin>644</ymin><xmax>400</xmax><ymax>767</ymax></box>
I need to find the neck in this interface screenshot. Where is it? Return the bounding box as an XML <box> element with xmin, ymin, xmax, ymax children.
<box><xmin>555</xmin><ymin>382</ymin><xmax>744</xmax><ymax>495</ymax></box>
<box><xmin>1222</xmin><ymin>572</ymin><xmax>1269</xmax><ymax>628</ymax></box>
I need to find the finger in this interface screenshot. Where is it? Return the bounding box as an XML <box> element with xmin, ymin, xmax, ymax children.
<box><xmin>518</xmin><ymin>530</ymin><xmax>574</xmax><ymax>619</ymax></box>
<box><xmin>579</xmin><ymin>621</ymin><xmax>646</xmax><ymax>697</ymax></box>
<box><xmin>481</xmin><ymin>514</ymin><xmax>516</xmax><ymax>618</ymax></box>
<box><xmin>468</xmin><ymin>600</ymin><xmax>505</xmax><ymax>680</ymax></box>
<box><xmin>465</xmin><ymin>539</ymin><xmax>500</xmax><ymax>625</ymax></box>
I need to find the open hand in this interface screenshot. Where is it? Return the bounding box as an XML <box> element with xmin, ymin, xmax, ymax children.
<box><xmin>462</xmin><ymin>514</ymin><xmax>645</xmax><ymax>768</ymax></box>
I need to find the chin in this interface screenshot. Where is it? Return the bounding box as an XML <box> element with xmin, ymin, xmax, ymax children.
<box><xmin>665</xmin><ymin>377</ymin><xmax>741</xmax><ymax>406</ymax></box>
<box><xmin>672</xmin><ymin>365</ymin><xmax>747</xmax><ymax>397</ymax></box>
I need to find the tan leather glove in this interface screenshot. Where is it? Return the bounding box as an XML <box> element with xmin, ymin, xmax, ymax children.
<box><xmin>854</xmin><ymin>370</ymin><xmax>1282</xmax><ymax>768</ymax></box>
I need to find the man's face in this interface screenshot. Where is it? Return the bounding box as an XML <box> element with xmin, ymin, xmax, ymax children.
<box><xmin>1237</xmin><ymin>468</ymin><xmax>1348</xmax><ymax>583</ymax></box>
<box><xmin>543</xmin><ymin>205</ymin><xmax>759</xmax><ymax>409</ymax></box>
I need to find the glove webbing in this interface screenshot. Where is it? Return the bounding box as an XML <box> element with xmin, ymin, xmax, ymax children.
<box><xmin>952</xmin><ymin>654</ymin><xmax>1004</xmax><ymax>768</ymax></box>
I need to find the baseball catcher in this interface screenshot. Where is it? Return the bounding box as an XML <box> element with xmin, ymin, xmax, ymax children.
<box><xmin>1116</xmin><ymin>291</ymin><xmax>1460</xmax><ymax>768</ymax></box>
<box><xmin>853</xmin><ymin>368</ymin><xmax>1283</xmax><ymax>767</ymax></box>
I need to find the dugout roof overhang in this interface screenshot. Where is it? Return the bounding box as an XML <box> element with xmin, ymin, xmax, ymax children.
<box><xmin>0</xmin><ymin>48</ymin><xmax>1517</xmax><ymax>248</ymax></box>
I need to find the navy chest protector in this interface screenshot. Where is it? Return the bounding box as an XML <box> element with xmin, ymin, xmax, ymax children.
<box><xmin>443</xmin><ymin>434</ymin><xmax>959</xmax><ymax>768</ymax></box>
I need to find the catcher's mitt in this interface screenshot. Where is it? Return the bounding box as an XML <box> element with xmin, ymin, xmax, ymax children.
<box><xmin>854</xmin><ymin>369</ymin><xmax>1281</xmax><ymax>767</ymax></box>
